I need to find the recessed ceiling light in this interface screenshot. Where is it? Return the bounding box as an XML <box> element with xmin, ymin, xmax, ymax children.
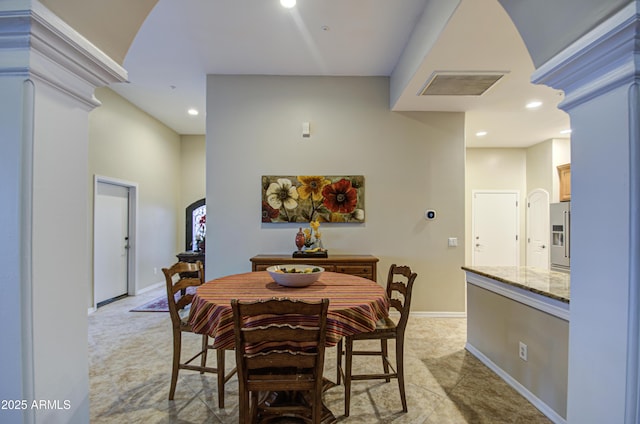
<box><xmin>187</xmin><ymin>108</ymin><xmax>199</xmax><ymax>116</ymax></box>
<box><xmin>560</xmin><ymin>129</ymin><xmax>572</xmax><ymax>135</ymax></box>
<box><xmin>476</xmin><ymin>131</ymin><xmax>488</xmax><ymax>137</ymax></box>
<box><xmin>280</xmin><ymin>0</ymin><xmax>296</xmax><ymax>8</ymax></box>
<box><xmin>526</xmin><ymin>100</ymin><xmax>543</xmax><ymax>109</ymax></box>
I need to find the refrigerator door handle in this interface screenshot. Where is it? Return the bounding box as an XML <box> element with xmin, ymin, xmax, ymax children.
<box><xmin>564</xmin><ymin>210</ymin><xmax>570</xmax><ymax>258</ymax></box>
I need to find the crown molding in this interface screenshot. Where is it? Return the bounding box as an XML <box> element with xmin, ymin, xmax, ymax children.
<box><xmin>532</xmin><ymin>1</ymin><xmax>640</xmax><ymax>111</ymax></box>
<box><xmin>0</xmin><ymin>1</ymin><xmax>127</xmax><ymax>109</ymax></box>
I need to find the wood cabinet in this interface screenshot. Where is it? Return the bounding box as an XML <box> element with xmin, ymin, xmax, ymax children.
<box><xmin>250</xmin><ymin>254</ymin><xmax>379</xmax><ymax>282</ymax></box>
<box><xmin>558</xmin><ymin>163</ymin><xmax>571</xmax><ymax>201</ymax></box>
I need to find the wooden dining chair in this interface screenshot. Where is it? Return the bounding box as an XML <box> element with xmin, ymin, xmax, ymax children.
<box><xmin>162</xmin><ymin>261</ymin><xmax>236</xmax><ymax>408</ymax></box>
<box><xmin>232</xmin><ymin>297</ymin><xmax>330</xmax><ymax>424</ymax></box>
<box><xmin>336</xmin><ymin>264</ymin><xmax>417</xmax><ymax>416</ymax></box>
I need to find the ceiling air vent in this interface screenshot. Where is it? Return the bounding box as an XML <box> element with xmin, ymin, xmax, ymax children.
<box><xmin>419</xmin><ymin>72</ymin><xmax>506</xmax><ymax>96</ymax></box>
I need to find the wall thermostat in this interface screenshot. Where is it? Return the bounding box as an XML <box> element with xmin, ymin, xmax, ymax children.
<box><xmin>425</xmin><ymin>209</ymin><xmax>437</xmax><ymax>220</ymax></box>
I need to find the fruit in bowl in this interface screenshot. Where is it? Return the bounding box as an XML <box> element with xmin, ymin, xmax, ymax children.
<box><xmin>266</xmin><ymin>265</ymin><xmax>324</xmax><ymax>287</ymax></box>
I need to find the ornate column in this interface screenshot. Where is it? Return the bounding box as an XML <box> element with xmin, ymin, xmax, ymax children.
<box><xmin>532</xmin><ymin>3</ymin><xmax>640</xmax><ymax>423</ymax></box>
<box><xmin>0</xmin><ymin>2</ymin><xmax>126</xmax><ymax>422</ymax></box>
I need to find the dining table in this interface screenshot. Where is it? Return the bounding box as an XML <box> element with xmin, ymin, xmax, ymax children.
<box><xmin>187</xmin><ymin>270</ymin><xmax>390</xmax><ymax>423</ymax></box>
<box><xmin>189</xmin><ymin>270</ymin><xmax>389</xmax><ymax>350</ymax></box>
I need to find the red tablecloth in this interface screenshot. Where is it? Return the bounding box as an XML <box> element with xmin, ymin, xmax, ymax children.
<box><xmin>189</xmin><ymin>271</ymin><xmax>389</xmax><ymax>349</ymax></box>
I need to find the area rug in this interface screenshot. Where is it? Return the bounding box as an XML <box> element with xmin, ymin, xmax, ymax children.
<box><xmin>130</xmin><ymin>287</ymin><xmax>196</xmax><ymax>312</ymax></box>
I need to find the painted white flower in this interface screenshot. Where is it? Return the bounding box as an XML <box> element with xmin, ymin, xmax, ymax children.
<box><xmin>266</xmin><ymin>178</ymin><xmax>299</xmax><ymax>210</ymax></box>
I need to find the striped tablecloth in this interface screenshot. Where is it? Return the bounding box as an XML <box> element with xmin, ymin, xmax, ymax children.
<box><xmin>189</xmin><ymin>271</ymin><xmax>389</xmax><ymax>350</ymax></box>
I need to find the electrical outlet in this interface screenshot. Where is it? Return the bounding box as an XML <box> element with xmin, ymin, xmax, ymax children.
<box><xmin>519</xmin><ymin>341</ymin><xmax>528</xmax><ymax>361</ymax></box>
<box><xmin>153</xmin><ymin>267</ymin><xmax>158</xmax><ymax>275</ymax></box>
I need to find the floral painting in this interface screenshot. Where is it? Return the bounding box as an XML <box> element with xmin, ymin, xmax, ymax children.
<box><xmin>262</xmin><ymin>175</ymin><xmax>365</xmax><ymax>223</ymax></box>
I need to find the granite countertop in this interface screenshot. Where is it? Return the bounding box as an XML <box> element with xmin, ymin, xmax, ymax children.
<box><xmin>461</xmin><ymin>266</ymin><xmax>570</xmax><ymax>304</ymax></box>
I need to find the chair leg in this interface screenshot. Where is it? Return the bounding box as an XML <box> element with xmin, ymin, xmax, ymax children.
<box><xmin>344</xmin><ymin>337</ymin><xmax>353</xmax><ymax>417</ymax></box>
<box><xmin>169</xmin><ymin>330</ymin><xmax>181</xmax><ymax>400</ymax></box>
<box><xmin>200</xmin><ymin>335</ymin><xmax>208</xmax><ymax>374</ymax></box>
<box><xmin>336</xmin><ymin>339</ymin><xmax>343</xmax><ymax>385</ymax></box>
<box><xmin>238</xmin><ymin>387</ymin><xmax>247</xmax><ymax>424</ymax></box>
<box><xmin>381</xmin><ymin>338</ymin><xmax>390</xmax><ymax>382</ymax></box>
<box><xmin>313</xmin><ymin>385</ymin><xmax>323</xmax><ymax>424</ymax></box>
<box><xmin>216</xmin><ymin>349</ymin><xmax>225</xmax><ymax>408</ymax></box>
<box><xmin>396</xmin><ymin>337</ymin><xmax>407</xmax><ymax>412</ymax></box>
<box><xmin>249</xmin><ymin>391</ymin><xmax>259</xmax><ymax>424</ymax></box>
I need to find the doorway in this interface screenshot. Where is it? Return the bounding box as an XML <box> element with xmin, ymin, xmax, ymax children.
<box><xmin>93</xmin><ymin>176</ymin><xmax>138</xmax><ymax>308</ymax></box>
<box><xmin>471</xmin><ymin>190</ymin><xmax>519</xmax><ymax>266</ymax></box>
<box><xmin>526</xmin><ymin>189</ymin><xmax>550</xmax><ymax>269</ymax></box>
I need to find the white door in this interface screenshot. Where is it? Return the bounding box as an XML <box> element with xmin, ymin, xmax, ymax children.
<box><xmin>472</xmin><ymin>191</ymin><xmax>519</xmax><ymax>266</ymax></box>
<box><xmin>94</xmin><ymin>182</ymin><xmax>130</xmax><ymax>305</ymax></box>
<box><xmin>526</xmin><ymin>189</ymin><xmax>550</xmax><ymax>269</ymax></box>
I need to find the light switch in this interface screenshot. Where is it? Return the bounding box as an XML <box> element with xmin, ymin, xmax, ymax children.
<box><xmin>448</xmin><ymin>237</ymin><xmax>458</xmax><ymax>247</ymax></box>
<box><xmin>302</xmin><ymin>122</ymin><xmax>310</xmax><ymax>137</ymax></box>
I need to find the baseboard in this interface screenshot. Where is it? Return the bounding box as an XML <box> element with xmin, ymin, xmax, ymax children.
<box><xmin>410</xmin><ymin>311</ymin><xmax>466</xmax><ymax>318</ymax></box>
<box><xmin>134</xmin><ymin>281</ymin><xmax>164</xmax><ymax>296</ymax></box>
<box><xmin>88</xmin><ymin>281</ymin><xmax>163</xmax><ymax>315</ymax></box>
<box><xmin>465</xmin><ymin>342</ymin><xmax>567</xmax><ymax>424</ymax></box>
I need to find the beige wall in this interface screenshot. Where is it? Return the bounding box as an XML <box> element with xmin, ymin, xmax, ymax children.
<box><xmin>526</xmin><ymin>139</ymin><xmax>553</xmax><ymax>197</ymax></box>
<box><xmin>526</xmin><ymin>138</ymin><xmax>571</xmax><ymax>203</ymax></box>
<box><xmin>88</xmin><ymin>87</ymin><xmax>183</xmax><ymax>304</ymax></box>
<box><xmin>465</xmin><ymin>148</ymin><xmax>528</xmax><ymax>265</ymax></box>
<box><xmin>551</xmin><ymin>138</ymin><xmax>571</xmax><ymax>203</ymax></box>
<box><xmin>206</xmin><ymin>75</ymin><xmax>466</xmax><ymax>313</ymax></box>
<box><xmin>86</xmin><ymin>84</ymin><xmax>568</xmax><ymax>315</ymax></box>
<box><xmin>179</xmin><ymin>135</ymin><xmax>206</xmax><ymax>250</ymax></box>
<box><xmin>466</xmin><ymin>141</ymin><xmax>571</xmax><ymax>267</ymax></box>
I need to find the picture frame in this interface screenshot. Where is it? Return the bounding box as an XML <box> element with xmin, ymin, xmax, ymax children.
<box><xmin>261</xmin><ymin>175</ymin><xmax>365</xmax><ymax>223</ymax></box>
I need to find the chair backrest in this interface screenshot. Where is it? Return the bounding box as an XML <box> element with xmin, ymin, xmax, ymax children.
<box><xmin>385</xmin><ymin>264</ymin><xmax>417</xmax><ymax>333</ymax></box>
<box><xmin>162</xmin><ymin>261</ymin><xmax>204</xmax><ymax>327</ymax></box>
<box><xmin>232</xmin><ymin>297</ymin><xmax>329</xmax><ymax>390</ymax></box>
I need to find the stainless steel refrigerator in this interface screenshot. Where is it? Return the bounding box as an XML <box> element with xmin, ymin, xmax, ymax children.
<box><xmin>550</xmin><ymin>202</ymin><xmax>570</xmax><ymax>272</ymax></box>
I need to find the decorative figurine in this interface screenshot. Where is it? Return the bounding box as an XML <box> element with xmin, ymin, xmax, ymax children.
<box><xmin>292</xmin><ymin>220</ymin><xmax>328</xmax><ymax>258</ymax></box>
<box><xmin>295</xmin><ymin>227</ymin><xmax>305</xmax><ymax>251</ymax></box>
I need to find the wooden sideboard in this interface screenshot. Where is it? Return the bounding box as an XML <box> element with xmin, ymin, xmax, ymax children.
<box><xmin>250</xmin><ymin>254</ymin><xmax>379</xmax><ymax>282</ymax></box>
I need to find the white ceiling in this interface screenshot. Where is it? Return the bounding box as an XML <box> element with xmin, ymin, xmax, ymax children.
<box><xmin>110</xmin><ymin>0</ymin><xmax>570</xmax><ymax>148</ymax></box>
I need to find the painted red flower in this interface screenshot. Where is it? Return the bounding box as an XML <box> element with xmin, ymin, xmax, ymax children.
<box><xmin>322</xmin><ymin>178</ymin><xmax>358</xmax><ymax>213</ymax></box>
<box><xmin>262</xmin><ymin>200</ymin><xmax>280</xmax><ymax>222</ymax></box>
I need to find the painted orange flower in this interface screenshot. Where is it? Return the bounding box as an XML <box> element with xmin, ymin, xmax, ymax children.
<box><xmin>322</xmin><ymin>178</ymin><xmax>358</xmax><ymax>213</ymax></box>
<box><xmin>297</xmin><ymin>176</ymin><xmax>331</xmax><ymax>201</ymax></box>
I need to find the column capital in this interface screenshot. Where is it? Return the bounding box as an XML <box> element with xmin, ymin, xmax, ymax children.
<box><xmin>532</xmin><ymin>1</ymin><xmax>640</xmax><ymax>111</ymax></box>
<box><xmin>0</xmin><ymin>1</ymin><xmax>127</xmax><ymax>109</ymax></box>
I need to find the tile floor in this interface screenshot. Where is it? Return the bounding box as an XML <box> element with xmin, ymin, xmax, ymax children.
<box><xmin>89</xmin><ymin>286</ymin><xmax>552</xmax><ymax>423</ymax></box>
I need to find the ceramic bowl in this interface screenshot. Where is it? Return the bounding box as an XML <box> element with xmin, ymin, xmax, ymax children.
<box><xmin>266</xmin><ymin>265</ymin><xmax>324</xmax><ymax>287</ymax></box>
